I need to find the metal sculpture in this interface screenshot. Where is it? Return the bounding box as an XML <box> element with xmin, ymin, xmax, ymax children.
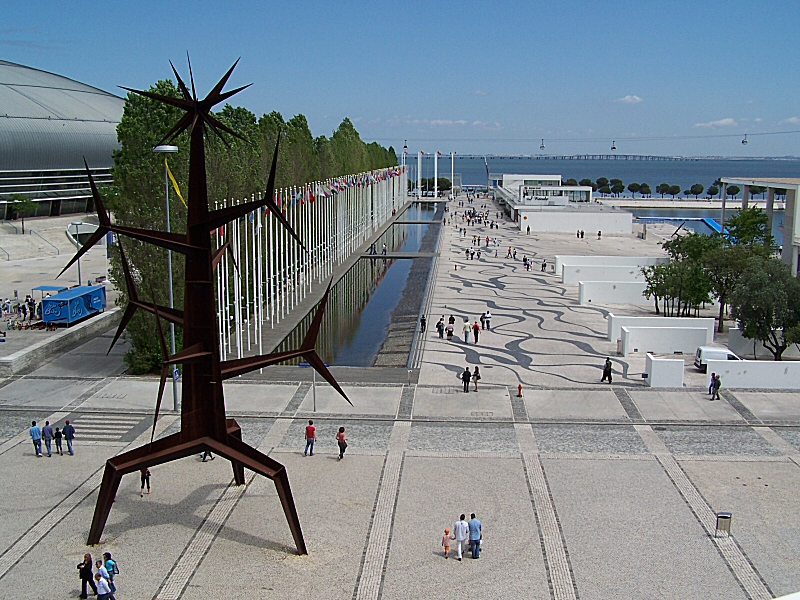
<box><xmin>63</xmin><ymin>59</ymin><xmax>350</xmax><ymax>553</ymax></box>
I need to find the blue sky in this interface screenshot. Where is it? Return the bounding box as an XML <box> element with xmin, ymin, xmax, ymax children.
<box><xmin>3</xmin><ymin>0</ymin><xmax>799</xmax><ymax>156</ymax></box>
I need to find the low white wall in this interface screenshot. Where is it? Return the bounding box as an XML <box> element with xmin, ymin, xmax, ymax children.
<box><xmin>620</xmin><ymin>326</ymin><xmax>708</xmax><ymax>357</ymax></box>
<box><xmin>579</xmin><ymin>281</ymin><xmax>648</xmax><ymax>306</ymax></box>
<box><xmin>562</xmin><ymin>264</ymin><xmax>644</xmax><ymax>285</ymax></box>
<box><xmin>555</xmin><ymin>255</ymin><xmax>667</xmax><ymax>275</ymax></box>
<box><xmin>607</xmin><ymin>314</ymin><xmax>716</xmax><ymax>343</ymax></box>
<box><xmin>727</xmin><ymin>327</ymin><xmax>800</xmax><ymax>360</ymax></box>
<box><xmin>706</xmin><ymin>359</ymin><xmax>800</xmax><ymax>389</ymax></box>
<box><xmin>518</xmin><ymin>210</ymin><xmax>631</xmax><ymax>234</ymax></box>
<box><xmin>645</xmin><ymin>353</ymin><xmax>684</xmax><ymax>388</ymax></box>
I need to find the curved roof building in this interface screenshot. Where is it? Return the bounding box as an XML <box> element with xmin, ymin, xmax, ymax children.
<box><xmin>0</xmin><ymin>60</ymin><xmax>124</xmax><ymax>217</ymax></box>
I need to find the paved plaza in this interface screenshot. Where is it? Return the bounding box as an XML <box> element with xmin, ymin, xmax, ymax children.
<box><xmin>1</xmin><ymin>201</ymin><xmax>800</xmax><ymax>599</ymax></box>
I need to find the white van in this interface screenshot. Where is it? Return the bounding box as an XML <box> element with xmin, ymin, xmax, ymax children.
<box><xmin>694</xmin><ymin>346</ymin><xmax>740</xmax><ymax>373</ymax></box>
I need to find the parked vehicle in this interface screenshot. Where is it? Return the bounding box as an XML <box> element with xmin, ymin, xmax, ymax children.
<box><xmin>694</xmin><ymin>346</ymin><xmax>740</xmax><ymax>373</ymax></box>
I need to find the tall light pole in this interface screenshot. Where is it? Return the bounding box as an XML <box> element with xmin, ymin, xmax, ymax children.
<box><xmin>451</xmin><ymin>152</ymin><xmax>456</xmax><ymax>198</ymax></box>
<box><xmin>153</xmin><ymin>144</ymin><xmax>180</xmax><ymax>411</ymax></box>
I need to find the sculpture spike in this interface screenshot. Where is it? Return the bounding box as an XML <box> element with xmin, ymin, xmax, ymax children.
<box><xmin>169</xmin><ymin>60</ymin><xmax>192</xmax><ymax>100</ymax></box>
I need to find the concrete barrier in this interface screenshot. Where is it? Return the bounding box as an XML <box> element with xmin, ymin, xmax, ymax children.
<box><xmin>706</xmin><ymin>358</ymin><xmax>800</xmax><ymax>389</ymax></box>
<box><xmin>579</xmin><ymin>281</ymin><xmax>648</xmax><ymax>306</ymax></box>
<box><xmin>644</xmin><ymin>353</ymin><xmax>684</xmax><ymax>387</ymax></box>
<box><xmin>607</xmin><ymin>314</ymin><xmax>716</xmax><ymax>343</ymax></box>
<box><xmin>554</xmin><ymin>255</ymin><xmax>667</xmax><ymax>275</ymax></box>
<box><xmin>562</xmin><ymin>264</ymin><xmax>644</xmax><ymax>285</ymax></box>
<box><xmin>0</xmin><ymin>307</ymin><xmax>120</xmax><ymax>376</ymax></box>
<box><xmin>727</xmin><ymin>327</ymin><xmax>800</xmax><ymax>360</ymax></box>
<box><xmin>620</xmin><ymin>326</ymin><xmax>708</xmax><ymax>357</ymax></box>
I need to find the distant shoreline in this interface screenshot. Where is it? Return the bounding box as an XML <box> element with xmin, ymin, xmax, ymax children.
<box><xmin>600</xmin><ymin>198</ymin><xmax>784</xmax><ymax>210</ymax></box>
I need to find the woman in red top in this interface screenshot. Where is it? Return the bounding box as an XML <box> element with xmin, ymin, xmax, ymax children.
<box><xmin>336</xmin><ymin>427</ymin><xmax>347</xmax><ymax>460</ymax></box>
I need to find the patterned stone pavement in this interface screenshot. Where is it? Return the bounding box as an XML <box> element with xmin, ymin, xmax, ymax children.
<box><xmin>1</xmin><ymin>196</ymin><xmax>800</xmax><ymax>599</ymax></box>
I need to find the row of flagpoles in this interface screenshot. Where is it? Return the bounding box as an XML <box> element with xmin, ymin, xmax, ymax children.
<box><xmin>212</xmin><ymin>166</ymin><xmax>408</xmax><ymax>362</ymax></box>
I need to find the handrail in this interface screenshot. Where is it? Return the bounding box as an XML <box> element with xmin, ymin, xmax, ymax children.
<box><xmin>30</xmin><ymin>230</ymin><xmax>59</xmax><ymax>255</ymax></box>
<box><xmin>0</xmin><ymin>246</ymin><xmax>9</xmax><ymax>261</ymax></box>
<box><xmin>407</xmin><ymin>205</ymin><xmax>445</xmax><ymax>370</ymax></box>
<box><xmin>1</xmin><ymin>221</ymin><xmax>18</xmax><ymax>234</ymax></box>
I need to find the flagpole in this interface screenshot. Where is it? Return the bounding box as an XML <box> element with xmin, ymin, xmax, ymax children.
<box><xmin>434</xmin><ymin>151</ymin><xmax>439</xmax><ymax>198</ymax></box>
<box><xmin>417</xmin><ymin>151</ymin><xmax>422</xmax><ymax>198</ymax></box>
<box><xmin>451</xmin><ymin>152</ymin><xmax>456</xmax><ymax>198</ymax></box>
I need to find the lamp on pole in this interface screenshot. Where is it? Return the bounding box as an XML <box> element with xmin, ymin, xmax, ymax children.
<box><xmin>153</xmin><ymin>144</ymin><xmax>180</xmax><ymax>411</ymax></box>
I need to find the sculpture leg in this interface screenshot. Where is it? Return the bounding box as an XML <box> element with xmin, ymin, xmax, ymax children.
<box><xmin>226</xmin><ymin>418</ymin><xmax>246</xmax><ymax>485</ymax></box>
<box><xmin>205</xmin><ymin>436</ymin><xmax>307</xmax><ymax>555</ymax></box>
<box><xmin>87</xmin><ymin>461</ymin><xmax>123</xmax><ymax>545</ymax></box>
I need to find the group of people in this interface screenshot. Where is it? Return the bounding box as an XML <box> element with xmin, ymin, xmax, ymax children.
<box><xmin>77</xmin><ymin>552</ymin><xmax>118</xmax><ymax>599</ymax></box>
<box><xmin>29</xmin><ymin>419</ymin><xmax>75</xmax><ymax>457</ymax></box>
<box><xmin>432</xmin><ymin>312</ymin><xmax>491</xmax><ymax>344</ymax></box>
<box><xmin>708</xmin><ymin>372</ymin><xmax>722</xmax><ymax>400</ymax></box>
<box><xmin>461</xmin><ymin>366</ymin><xmax>481</xmax><ymax>392</ymax></box>
<box><xmin>2</xmin><ymin>294</ymin><xmax>41</xmax><ymax>321</ymax></box>
<box><xmin>303</xmin><ymin>420</ymin><xmax>349</xmax><ymax>460</ymax></box>
<box><xmin>442</xmin><ymin>513</ymin><xmax>483</xmax><ymax>560</ymax></box>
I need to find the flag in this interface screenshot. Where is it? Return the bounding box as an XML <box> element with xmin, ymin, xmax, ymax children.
<box><xmin>165</xmin><ymin>158</ymin><xmax>186</xmax><ymax>207</ymax></box>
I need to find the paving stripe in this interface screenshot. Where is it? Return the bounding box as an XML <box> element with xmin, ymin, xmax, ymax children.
<box><xmin>280</xmin><ymin>383</ymin><xmax>309</xmax><ymax>417</ymax></box>
<box><xmin>396</xmin><ymin>384</ymin><xmax>415</xmax><ymax>420</ymax></box>
<box><xmin>752</xmin><ymin>426</ymin><xmax>800</xmax><ymax>457</ymax></box>
<box><xmin>613</xmin><ymin>387</ymin><xmax>644</xmax><ymax>422</ymax></box>
<box><xmin>656</xmin><ymin>453</ymin><xmax>772</xmax><ymax>600</ymax></box>
<box><xmin>516</xmin><ymin>424</ymin><xmax>578</xmax><ymax>600</ymax></box>
<box><xmin>721</xmin><ymin>391</ymin><xmax>761</xmax><ymax>424</ymax></box>
<box><xmin>0</xmin><ymin>414</ymin><xmax>179</xmax><ymax>581</ymax></box>
<box><xmin>153</xmin><ymin>418</ymin><xmax>293</xmax><ymax>600</ymax></box>
<box><xmin>404</xmin><ymin>450</ymin><xmax>518</xmax><ymax>458</ymax></box>
<box><xmin>352</xmin><ymin>421</ymin><xmax>410</xmax><ymax>600</ymax></box>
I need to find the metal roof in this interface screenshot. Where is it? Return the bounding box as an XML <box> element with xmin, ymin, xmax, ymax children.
<box><xmin>0</xmin><ymin>60</ymin><xmax>124</xmax><ymax>171</ymax></box>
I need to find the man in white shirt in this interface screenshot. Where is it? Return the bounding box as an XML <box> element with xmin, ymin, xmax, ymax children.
<box><xmin>453</xmin><ymin>514</ymin><xmax>470</xmax><ymax>561</ymax></box>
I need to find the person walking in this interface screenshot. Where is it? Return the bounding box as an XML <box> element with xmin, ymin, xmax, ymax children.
<box><xmin>708</xmin><ymin>372</ymin><xmax>716</xmax><ymax>395</ymax></box>
<box><xmin>541</xmin><ymin>259</ymin><xmax>547</xmax><ymax>272</ymax></box>
<box><xmin>445</xmin><ymin>322</ymin><xmax>454</xmax><ymax>341</ymax></box>
<box><xmin>77</xmin><ymin>553</ymin><xmax>97</xmax><ymax>599</ymax></box>
<box><xmin>480</xmin><ymin>312</ymin><xmax>486</xmax><ymax>330</ymax></box>
<box><xmin>485</xmin><ymin>310</ymin><xmax>491</xmax><ymax>330</ymax></box>
<box><xmin>140</xmin><ymin>467</ymin><xmax>151</xmax><ymax>497</ymax></box>
<box><xmin>436</xmin><ymin>318</ymin><xmax>444</xmax><ymax>339</ymax></box>
<box><xmin>29</xmin><ymin>420</ymin><xmax>42</xmax><ymax>457</ymax></box>
<box><xmin>453</xmin><ymin>514</ymin><xmax>470</xmax><ymax>561</ymax></box>
<box><xmin>201</xmin><ymin>450</ymin><xmax>215</xmax><ymax>461</ymax></box>
<box><xmin>461</xmin><ymin>367</ymin><xmax>472</xmax><ymax>393</ymax></box>
<box><xmin>336</xmin><ymin>427</ymin><xmax>347</xmax><ymax>460</ymax></box>
<box><xmin>95</xmin><ymin>573</ymin><xmax>112</xmax><ymax>600</ymax></box>
<box><xmin>95</xmin><ymin>559</ymin><xmax>116</xmax><ymax>600</ymax></box>
<box><xmin>54</xmin><ymin>426</ymin><xmax>63</xmax><ymax>456</ymax></box>
<box><xmin>472</xmin><ymin>320</ymin><xmax>480</xmax><ymax>344</ymax></box>
<box><xmin>304</xmin><ymin>419</ymin><xmax>316</xmax><ymax>456</ymax></box>
<box><xmin>711</xmin><ymin>374</ymin><xmax>722</xmax><ymax>401</ymax></box>
<box><xmin>462</xmin><ymin>319</ymin><xmax>470</xmax><ymax>344</ymax></box>
<box><xmin>473</xmin><ymin>366</ymin><xmax>481</xmax><ymax>392</ymax></box>
<box><xmin>420</xmin><ymin>315</ymin><xmax>426</xmax><ymax>333</ymax></box>
<box><xmin>103</xmin><ymin>552</ymin><xmax>118</xmax><ymax>598</ymax></box>
<box><xmin>41</xmin><ymin>420</ymin><xmax>54</xmax><ymax>457</ymax></box>
<box><xmin>601</xmin><ymin>358</ymin><xmax>613</xmax><ymax>383</ymax></box>
<box><xmin>442</xmin><ymin>528</ymin><xmax>455</xmax><ymax>559</ymax></box>
<box><xmin>63</xmin><ymin>419</ymin><xmax>75</xmax><ymax>455</ymax></box>
<box><xmin>468</xmin><ymin>513</ymin><xmax>483</xmax><ymax>558</ymax></box>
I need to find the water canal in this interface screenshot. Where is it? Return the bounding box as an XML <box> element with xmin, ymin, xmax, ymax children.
<box><xmin>275</xmin><ymin>201</ymin><xmax>443</xmax><ymax>367</ymax></box>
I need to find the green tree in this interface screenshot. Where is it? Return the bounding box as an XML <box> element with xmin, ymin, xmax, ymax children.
<box><xmin>656</xmin><ymin>183</ymin><xmax>670</xmax><ymax>197</ymax></box>
<box><xmin>727</xmin><ymin>185</ymin><xmax>740</xmax><ymax>198</ymax></box>
<box><xmin>596</xmin><ymin>177</ymin><xmax>609</xmax><ymax>188</ymax></box>
<box><xmin>725</xmin><ymin>205</ymin><xmax>775</xmax><ymax>249</ymax></box>
<box><xmin>627</xmin><ymin>182</ymin><xmax>640</xmax><ymax>197</ymax></box>
<box><xmin>707</xmin><ymin>185</ymin><xmax>719</xmax><ymax>197</ymax></box>
<box><xmin>8</xmin><ymin>195</ymin><xmax>37</xmax><ymax>234</ymax></box>
<box><xmin>598</xmin><ymin>184</ymin><xmax>611</xmax><ymax>196</ymax></box>
<box><xmin>690</xmin><ymin>183</ymin><xmax>704</xmax><ymax>198</ymax></box>
<box><xmin>703</xmin><ymin>244</ymin><xmax>751</xmax><ymax>332</ymax></box>
<box><xmin>639</xmin><ymin>183</ymin><xmax>651</xmax><ymax>196</ymax></box>
<box><xmin>611</xmin><ymin>182</ymin><xmax>625</xmax><ymax>196</ymax></box>
<box><xmin>730</xmin><ymin>257</ymin><xmax>800</xmax><ymax>360</ymax></box>
<box><xmin>563</xmin><ymin>178</ymin><xmax>578</xmax><ymax>186</ymax></box>
<box><xmin>662</xmin><ymin>231</ymin><xmax>723</xmax><ymax>262</ymax></box>
<box><xmin>642</xmin><ymin>261</ymin><xmax>710</xmax><ymax>317</ymax></box>
<box><xmin>579</xmin><ymin>178</ymin><xmax>597</xmax><ymax>191</ymax></box>
<box><xmin>668</xmin><ymin>185</ymin><xmax>681</xmax><ymax>198</ymax></box>
<box><xmin>683</xmin><ymin>189</ymin><xmax>692</xmax><ymax>198</ymax></box>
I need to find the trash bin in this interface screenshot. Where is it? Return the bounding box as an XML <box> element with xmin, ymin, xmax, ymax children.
<box><xmin>715</xmin><ymin>512</ymin><xmax>732</xmax><ymax>537</ymax></box>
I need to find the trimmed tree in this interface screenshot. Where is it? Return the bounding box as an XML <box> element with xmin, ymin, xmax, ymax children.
<box><xmin>690</xmin><ymin>183</ymin><xmax>704</xmax><ymax>198</ymax></box>
<box><xmin>627</xmin><ymin>182</ymin><xmax>640</xmax><ymax>197</ymax></box>
<box><xmin>639</xmin><ymin>183</ymin><xmax>651</xmax><ymax>197</ymax></box>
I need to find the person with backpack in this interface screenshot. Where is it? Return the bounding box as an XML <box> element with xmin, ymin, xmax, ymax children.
<box><xmin>103</xmin><ymin>552</ymin><xmax>118</xmax><ymax>597</ymax></box>
<box><xmin>95</xmin><ymin>559</ymin><xmax>116</xmax><ymax>600</ymax></box>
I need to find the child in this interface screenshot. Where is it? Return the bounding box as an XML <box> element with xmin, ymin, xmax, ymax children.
<box><xmin>442</xmin><ymin>528</ymin><xmax>455</xmax><ymax>558</ymax></box>
<box><xmin>54</xmin><ymin>427</ymin><xmax>63</xmax><ymax>455</ymax></box>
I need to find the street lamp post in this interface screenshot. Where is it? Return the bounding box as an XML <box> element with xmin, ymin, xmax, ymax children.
<box><xmin>153</xmin><ymin>144</ymin><xmax>180</xmax><ymax>411</ymax></box>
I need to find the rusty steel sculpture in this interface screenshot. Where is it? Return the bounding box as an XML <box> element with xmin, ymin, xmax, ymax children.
<box><xmin>62</xmin><ymin>59</ymin><xmax>350</xmax><ymax>553</ymax></box>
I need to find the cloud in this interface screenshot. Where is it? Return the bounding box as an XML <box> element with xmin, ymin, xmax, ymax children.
<box><xmin>471</xmin><ymin>120</ymin><xmax>502</xmax><ymax>130</ymax></box>
<box><xmin>615</xmin><ymin>95</ymin><xmax>643</xmax><ymax>104</ymax></box>
<box><xmin>783</xmin><ymin>116</ymin><xmax>800</xmax><ymax>124</ymax></box>
<box><xmin>754</xmin><ymin>117</ymin><xmax>763</xmax><ymax>123</ymax></box>
<box><xmin>474</xmin><ymin>90</ymin><xmax>489</xmax><ymax>96</ymax></box>
<box><xmin>430</xmin><ymin>119</ymin><xmax>467</xmax><ymax>126</ymax></box>
<box><xmin>694</xmin><ymin>118</ymin><xmax>737</xmax><ymax>128</ymax></box>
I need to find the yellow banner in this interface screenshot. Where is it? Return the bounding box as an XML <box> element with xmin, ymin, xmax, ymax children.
<box><xmin>165</xmin><ymin>158</ymin><xmax>186</xmax><ymax>207</ymax></box>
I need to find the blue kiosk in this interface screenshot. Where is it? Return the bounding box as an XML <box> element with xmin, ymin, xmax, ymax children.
<box><xmin>42</xmin><ymin>285</ymin><xmax>107</xmax><ymax>326</ymax></box>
